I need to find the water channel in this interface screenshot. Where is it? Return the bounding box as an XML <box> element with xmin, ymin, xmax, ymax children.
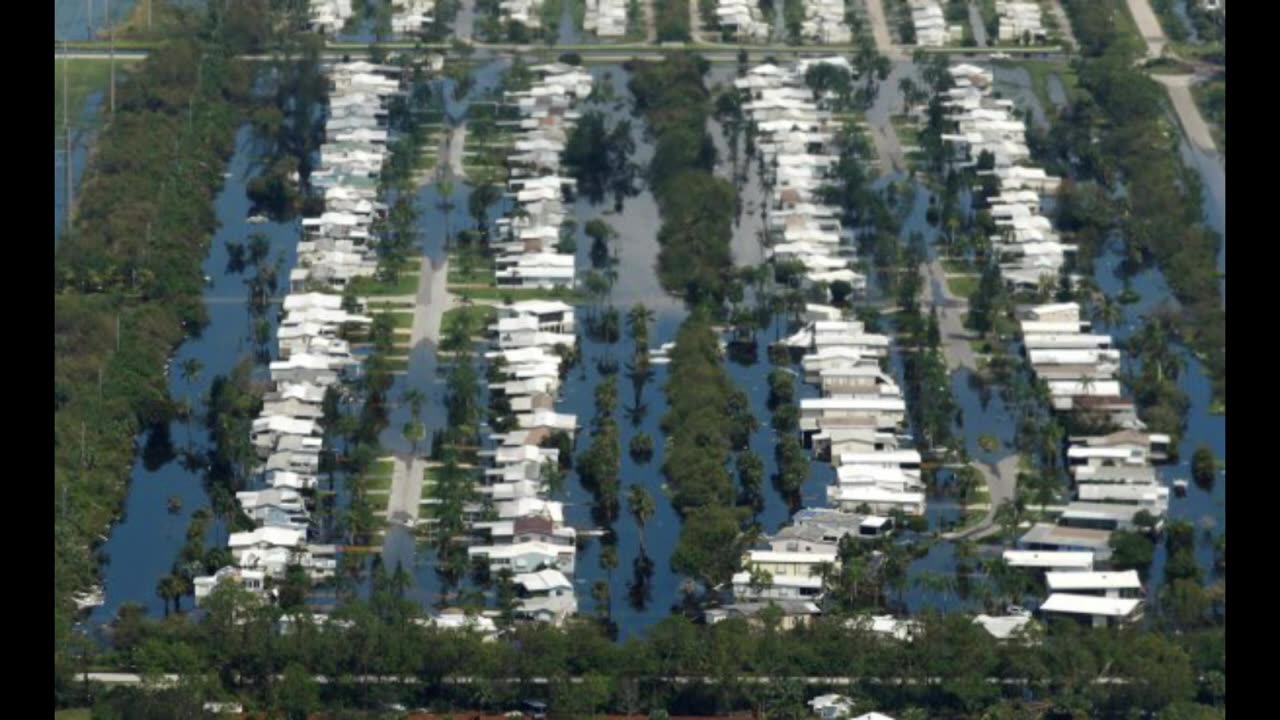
<box><xmin>87</xmin><ymin>125</ymin><xmax>302</xmax><ymax>626</ymax></box>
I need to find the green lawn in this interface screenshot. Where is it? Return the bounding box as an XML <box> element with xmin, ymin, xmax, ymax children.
<box><xmin>372</xmin><ymin>311</ymin><xmax>415</xmax><ymax>329</ymax></box>
<box><xmin>55</xmin><ymin>711</ymin><xmax>91</xmax><ymax>720</ymax></box>
<box><xmin>941</xmin><ymin>258</ymin><xmax>973</xmax><ymax>274</ymax></box>
<box><xmin>1192</xmin><ymin>79</ymin><xmax>1225</xmax><ymax>154</ymax></box>
<box><xmin>54</xmin><ymin>59</ymin><xmax>138</xmax><ymax>132</ymax></box>
<box><xmin>349</xmin><ymin>270</ymin><xmax>421</xmax><ymax>297</ymax></box>
<box><xmin>946</xmin><ymin>275</ymin><xmax>979</xmax><ymax>298</ymax></box>
<box><xmin>441</xmin><ymin>304</ymin><xmax>498</xmax><ymax>339</ymax></box>
<box><xmin>454</xmin><ymin>286</ymin><xmax>583</xmax><ymax>303</ymax></box>
<box><xmin>364</xmin><ymin>299</ymin><xmax>416</xmax><ymax>311</ymax></box>
<box><xmin>1018</xmin><ymin>60</ymin><xmax>1079</xmax><ymax>116</ymax></box>
<box><xmin>447</xmin><ymin>250</ymin><xmax>497</xmax><ymax>285</ymax></box>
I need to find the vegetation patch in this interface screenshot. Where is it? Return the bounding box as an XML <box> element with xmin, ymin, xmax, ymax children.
<box><xmin>350</xmin><ymin>269</ymin><xmax>421</xmax><ymax>297</ymax></box>
<box><xmin>440</xmin><ymin>304</ymin><xmax>497</xmax><ymax>342</ymax></box>
<box><xmin>54</xmin><ymin>60</ymin><xmax>138</xmax><ymax>133</ymax></box>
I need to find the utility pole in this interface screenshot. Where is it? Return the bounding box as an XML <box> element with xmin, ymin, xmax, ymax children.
<box><xmin>108</xmin><ymin>0</ymin><xmax>115</xmax><ymax>117</ymax></box>
<box><xmin>63</xmin><ymin>42</ymin><xmax>73</xmax><ymax>235</ymax></box>
<box><xmin>148</xmin><ymin>0</ymin><xmax>152</xmax><ymax>31</ymax></box>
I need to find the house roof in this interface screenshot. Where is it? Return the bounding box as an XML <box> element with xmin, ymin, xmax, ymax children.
<box><xmin>1002</xmin><ymin>550</ymin><xmax>1094</xmax><ymax>570</ymax></box>
<box><xmin>746</xmin><ymin>549</ymin><xmax>839</xmax><ymax>565</ymax></box>
<box><xmin>1039</xmin><ymin>593</ymin><xmax>1142</xmax><ymax>617</ymax></box>
<box><xmin>973</xmin><ymin>613</ymin><xmax>1034</xmax><ymax>640</ymax></box>
<box><xmin>514</xmin><ymin>568</ymin><xmax>573</xmax><ymax>593</ymax></box>
<box><xmin>1045</xmin><ymin>571</ymin><xmax>1142</xmax><ymax>592</ymax></box>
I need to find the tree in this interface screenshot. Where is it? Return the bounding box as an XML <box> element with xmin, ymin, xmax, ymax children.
<box><xmin>437</xmin><ymin>178</ymin><xmax>456</xmax><ymax>243</ymax></box>
<box><xmin>276</xmin><ymin>662</ymin><xmax>319</xmax><ymax>720</ymax></box>
<box><xmin>627</xmin><ymin>303</ymin><xmax>654</xmax><ymax>345</ymax></box>
<box><xmin>403</xmin><ymin>420</ymin><xmax>426</xmax><ymax>456</ymax></box>
<box><xmin>628</xmin><ymin>431</ymin><xmax>654</xmax><ymax>463</ymax></box>
<box><xmin>468</xmin><ymin>180</ymin><xmax>501</xmax><ymax>234</ymax></box>
<box><xmin>627</xmin><ymin>483</ymin><xmax>656</xmax><ymax>556</ymax></box>
<box><xmin>1192</xmin><ymin>445</ymin><xmax>1216</xmax><ymax>489</ymax></box>
<box><xmin>1109</xmin><ymin>530</ymin><xmax>1156</xmax><ymax>579</ymax></box>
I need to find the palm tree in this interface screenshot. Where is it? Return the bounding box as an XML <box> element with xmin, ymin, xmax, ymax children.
<box><xmin>1036</xmin><ymin>273</ymin><xmax>1056</xmax><ymax>302</ymax></box>
<box><xmin>592</xmin><ymin>579</ymin><xmax>611</xmax><ymax>622</ymax></box>
<box><xmin>401</xmin><ymin>387</ymin><xmax>426</xmax><ymax>422</ymax></box>
<box><xmin>627</xmin><ymin>484</ymin><xmax>655</xmax><ymax>557</ymax></box>
<box><xmin>437</xmin><ymin>178</ymin><xmax>456</xmax><ymax>245</ymax></box>
<box><xmin>994</xmin><ymin>498</ymin><xmax>1021</xmax><ymax>539</ymax></box>
<box><xmin>1092</xmin><ymin>294</ymin><xmax>1123</xmax><ymax>330</ymax></box>
<box><xmin>1078</xmin><ymin>374</ymin><xmax>1096</xmax><ymax>398</ymax></box>
<box><xmin>156</xmin><ymin>575</ymin><xmax>177</xmax><ymax>617</ymax></box>
<box><xmin>178</xmin><ymin>358</ymin><xmax>203</xmax><ymax>450</ymax></box>
<box><xmin>627</xmin><ymin>304</ymin><xmax>654</xmax><ymax>345</ymax></box>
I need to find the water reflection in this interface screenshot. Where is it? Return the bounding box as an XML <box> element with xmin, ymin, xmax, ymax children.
<box><xmin>89</xmin><ymin>126</ymin><xmax>301</xmax><ymax>624</ymax></box>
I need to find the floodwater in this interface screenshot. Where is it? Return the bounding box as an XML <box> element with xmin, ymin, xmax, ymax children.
<box><xmin>1045</xmin><ymin>74</ymin><xmax>1067</xmax><ymax>109</ymax></box>
<box><xmin>54</xmin><ymin>91</ymin><xmax>104</xmax><ymax>245</ymax></box>
<box><xmin>1176</xmin><ymin>136</ymin><xmax>1226</xmax><ymax>301</ymax></box>
<box><xmin>1091</xmin><ymin>243</ymin><xmax>1226</xmax><ymax>588</ymax></box>
<box><xmin>54</xmin><ymin>0</ymin><xmax>137</xmax><ymax>41</ymax></box>
<box><xmin>86</xmin><ymin>125</ymin><xmax>302</xmax><ymax>625</ymax></box>
<box><xmin>992</xmin><ymin>65</ymin><xmax>1048</xmax><ymax>130</ymax></box>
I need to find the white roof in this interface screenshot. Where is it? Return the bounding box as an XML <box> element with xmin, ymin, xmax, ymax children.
<box><xmin>746</xmin><ymin>549</ymin><xmax>838</xmax><ymax>565</ymax></box>
<box><xmin>1002</xmin><ymin>550</ymin><xmax>1094</xmax><ymax>570</ymax></box>
<box><xmin>514</xmin><ymin>568</ymin><xmax>573</xmax><ymax>593</ymax></box>
<box><xmin>973</xmin><ymin>613</ymin><xmax>1033</xmax><ymax>640</ymax></box>
<box><xmin>835</xmin><ymin>450</ymin><xmax>921</xmax><ymax>466</ymax></box>
<box><xmin>731</xmin><ymin>571</ymin><xmax>825</xmax><ymax>589</ymax></box>
<box><xmin>469</xmin><ymin>540</ymin><xmax>573</xmax><ymax>560</ymax></box>
<box><xmin>229</xmin><ymin>526</ymin><xmax>305</xmax><ymax>549</ymax></box>
<box><xmin>801</xmin><ymin>397</ymin><xmax>907</xmax><ymax>411</ymax></box>
<box><xmin>1045</xmin><ymin>571</ymin><xmax>1142</xmax><ymax>592</ymax></box>
<box><xmin>1040</xmin><ymin>593</ymin><xmax>1142</xmax><ymax>618</ymax></box>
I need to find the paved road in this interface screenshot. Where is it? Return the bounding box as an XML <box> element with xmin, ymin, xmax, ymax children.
<box><xmin>919</xmin><ymin>258</ymin><xmax>1020</xmax><ymax>542</ymax></box>
<box><xmin>863</xmin><ymin>0</ymin><xmax>904</xmax><ymax>60</ymax></box>
<box><xmin>53</xmin><ymin>50</ymin><xmax>147</xmax><ymax>60</ymax></box>
<box><xmin>921</xmin><ymin>259</ymin><xmax>976</xmax><ymax>371</ymax></box>
<box><xmin>1118</xmin><ymin>0</ymin><xmax>1221</xmax><ymax>156</ymax></box>
<box><xmin>455</xmin><ymin>0</ymin><xmax>476</xmax><ymax>42</ymax></box>
<box><xmin>385</xmin><ymin>456</ymin><xmax>426</xmax><ymax>528</ymax></box>
<box><xmin>78</xmin><ymin>672</ymin><xmax>1137</xmax><ymax>687</ymax></box>
<box><xmin>1045</xmin><ymin>0</ymin><xmax>1078</xmax><ymax>50</ymax></box>
<box><xmin>1124</xmin><ymin>0</ymin><xmax>1167</xmax><ymax>60</ymax></box>
<box><xmin>446</xmin><ymin>123</ymin><xmax>468</xmax><ymax>180</ymax></box>
<box><xmin>1154</xmin><ymin>73</ymin><xmax>1218</xmax><ymax>153</ymax></box>
<box><xmin>968</xmin><ymin>2</ymin><xmax>987</xmax><ymax>47</ymax></box>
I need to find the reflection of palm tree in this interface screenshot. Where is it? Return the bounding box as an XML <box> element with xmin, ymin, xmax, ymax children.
<box><xmin>1078</xmin><ymin>374</ymin><xmax>1096</xmax><ymax>400</ymax></box>
<box><xmin>437</xmin><ymin>179</ymin><xmax>456</xmax><ymax>245</ymax></box>
<box><xmin>179</xmin><ymin>358</ymin><xmax>203</xmax><ymax>450</ymax></box>
<box><xmin>1093</xmin><ymin>294</ymin><xmax>1123</xmax><ymax>330</ymax></box>
<box><xmin>401</xmin><ymin>387</ymin><xmax>426</xmax><ymax>421</ymax></box>
<box><xmin>627</xmin><ymin>484</ymin><xmax>655</xmax><ymax>557</ymax></box>
<box><xmin>626</xmin><ymin>303</ymin><xmax>653</xmax><ymax>344</ymax></box>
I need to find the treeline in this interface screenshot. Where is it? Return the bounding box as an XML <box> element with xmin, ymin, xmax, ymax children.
<box><xmin>630</xmin><ymin>55</ymin><xmax>737</xmax><ymax>308</ymax></box>
<box><xmin>662</xmin><ymin>315</ymin><xmax>755</xmax><ymax>589</ymax></box>
<box><xmin>53</xmin><ymin>3</ymin><xmax>267</xmax><ymax>668</ymax></box>
<box><xmin>654</xmin><ymin>0</ymin><xmax>692</xmax><ymax>41</ymax></box>
<box><xmin>1061</xmin><ymin>0</ymin><xmax>1225</xmax><ymax>404</ymax></box>
<box><xmin>68</xmin><ymin>582</ymin><xmax>1225</xmax><ymax>719</ymax></box>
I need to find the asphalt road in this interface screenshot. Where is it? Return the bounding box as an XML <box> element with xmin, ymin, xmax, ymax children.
<box><xmin>919</xmin><ymin>258</ymin><xmax>1019</xmax><ymax>542</ymax></box>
